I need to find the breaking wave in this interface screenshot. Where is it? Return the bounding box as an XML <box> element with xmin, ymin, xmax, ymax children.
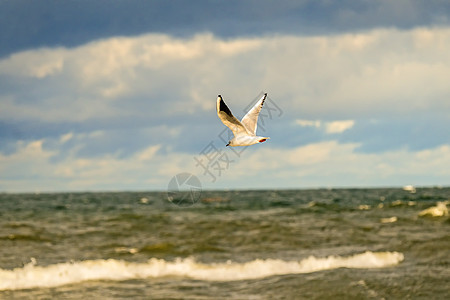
<box><xmin>418</xmin><ymin>201</ymin><xmax>449</xmax><ymax>217</ymax></box>
<box><xmin>0</xmin><ymin>251</ymin><xmax>404</xmax><ymax>291</ymax></box>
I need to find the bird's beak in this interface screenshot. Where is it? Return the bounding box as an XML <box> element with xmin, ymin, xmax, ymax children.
<box><xmin>226</xmin><ymin>143</ymin><xmax>229</xmax><ymax>147</ymax></box>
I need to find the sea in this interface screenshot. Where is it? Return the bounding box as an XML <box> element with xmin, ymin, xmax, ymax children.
<box><xmin>0</xmin><ymin>187</ymin><xmax>449</xmax><ymax>299</ymax></box>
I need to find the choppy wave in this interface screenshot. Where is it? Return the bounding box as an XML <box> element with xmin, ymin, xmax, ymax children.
<box><xmin>0</xmin><ymin>251</ymin><xmax>403</xmax><ymax>291</ymax></box>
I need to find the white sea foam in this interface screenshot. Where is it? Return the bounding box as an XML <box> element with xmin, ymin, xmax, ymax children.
<box><xmin>0</xmin><ymin>251</ymin><xmax>404</xmax><ymax>291</ymax></box>
<box><xmin>358</xmin><ymin>204</ymin><xmax>371</xmax><ymax>210</ymax></box>
<box><xmin>402</xmin><ymin>185</ymin><xmax>416</xmax><ymax>193</ymax></box>
<box><xmin>380</xmin><ymin>216</ymin><xmax>398</xmax><ymax>223</ymax></box>
<box><xmin>418</xmin><ymin>201</ymin><xmax>449</xmax><ymax>217</ymax></box>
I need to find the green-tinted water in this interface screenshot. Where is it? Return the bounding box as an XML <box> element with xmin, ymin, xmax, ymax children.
<box><xmin>0</xmin><ymin>188</ymin><xmax>449</xmax><ymax>299</ymax></box>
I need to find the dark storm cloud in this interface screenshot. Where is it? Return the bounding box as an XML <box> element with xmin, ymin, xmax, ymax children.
<box><xmin>1</xmin><ymin>0</ymin><xmax>449</xmax><ymax>57</ymax></box>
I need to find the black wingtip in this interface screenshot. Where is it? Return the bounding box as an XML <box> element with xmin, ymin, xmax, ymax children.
<box><xmin>219</xmin><ymin>96</ymin><xmax>233</xmax><ymax>117</ymax></box>
<box><xmin>261</xmin><ymin>93</ymin><xmax>267</xmax><ymax>104</ymax></box>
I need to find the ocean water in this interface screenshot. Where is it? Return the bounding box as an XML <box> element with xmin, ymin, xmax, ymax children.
<box><xmin>0</xmin><ymin>188</ymin><xmax>449</xmax><ymax>299</ymax></box>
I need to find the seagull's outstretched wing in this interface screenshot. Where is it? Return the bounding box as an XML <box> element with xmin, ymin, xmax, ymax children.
<box><xmin>241</xmin><ymin>93</ymin><xmax>267</xmax><ymax>135</ymax></box>
<box><xmin>217</xmin><ymin>95</ymin><xmax>249</xmax><ymax>137</ymax></box>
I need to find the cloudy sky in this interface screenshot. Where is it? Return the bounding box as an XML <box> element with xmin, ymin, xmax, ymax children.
<box><xmin>1</xmin><ymin>0</ymin><xmax>450</xmax><ymax>192</ymax></box>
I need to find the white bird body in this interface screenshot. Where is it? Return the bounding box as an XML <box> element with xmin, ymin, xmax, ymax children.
<box><xmin>216</xmin><ymin>93</ymin><xmax>270</xmax><ymax>147</ymax></box>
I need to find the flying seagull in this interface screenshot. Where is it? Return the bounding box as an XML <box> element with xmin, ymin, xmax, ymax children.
<box><xmin>217</xmin><ymin>93</ymin><xmax>270</xmax><ymax>147</ymax></box>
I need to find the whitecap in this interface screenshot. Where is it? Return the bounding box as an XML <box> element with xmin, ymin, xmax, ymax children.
<box><xmin>0</xmin><ymin>251</ymin><xmax>404</xmax><ymax>291</ymax></box>
<box><xmin>380</xmin><ymin>216</ymin><xmax>398</xmax><ymax>223</ymax></box>
<box><xmin>402</xmin><ymin>185</ymin><xmax>416</xmax><ymax>193</ymax></box>
<box><xmin>418</xmin><ymin>201</ymin><xmax>449</xmax><ymax>217</ymax></box>
<box><xmin>358</xmin><ymin>204</ymin><xmax>370</xmax><ymax>210</ymax></box>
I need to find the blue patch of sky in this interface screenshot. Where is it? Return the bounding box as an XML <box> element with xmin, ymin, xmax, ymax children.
<box><xmin>339</xmin><ymin>117</ymin><xmax>450</xmax><ymax>153</ymax></box>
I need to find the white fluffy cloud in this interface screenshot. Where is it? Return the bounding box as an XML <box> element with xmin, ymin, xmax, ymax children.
<box><xmin>325</xmin><ymin>121</ymin><xmax>355</xmax><ymax>134</ymax></box>
<box><xmin>1</xmin><ymin>136</ymin><xmax>449</xmax><ymax>192</ymax></box>
<box><xmin>1</xmin><ymin>27</ymin><xmax>449</xmax><ymax>123</ymax></box>
<box><xmin>1</xmin><ymin>27</ymin><xmax>450</xmax><ymax>191</ymax></box>
<box><xmin>199</xmin><ymin>141</ymin><xmax>450</xmax><ymax>189</ymax></box>
<box><xmin>295</xmin><ymin>119</ymin><xmax>355</xmax><ymax>133</ymax></box>
<box><xmin>0</xmin><ymin>136</ymin><xmax>184</xmax><ymax>192</ymax></box>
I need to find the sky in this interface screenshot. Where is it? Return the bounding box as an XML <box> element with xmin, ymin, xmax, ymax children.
<box><xmin>1</xmin><ymin>0</ymin><xmax>450</xmax><ymax>192</ymax></box>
